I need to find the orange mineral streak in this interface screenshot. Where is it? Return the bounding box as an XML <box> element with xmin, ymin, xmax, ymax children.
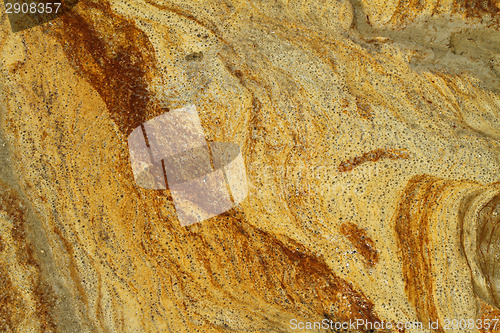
<box><xmin>394</xmin><ymin>175</ymin><xmax>444</xmax><ymax>331</ymax></box>
<box><xmin>140</xmin><ymin>208</ymin><xmax>384</xmax><ymax>329</ymax></box>
<box><xmin>33</xmin><ymin>4</ymin><xmax>388</xmax><ymax>328</ymax></box>
<box><xmin>49</xmin><ymin>0</ymin><xmax>163</xmax><ymax>136</ymax></box>
<box><xmin>1</xmin><ymin>0</ymin><xmax>497</xmax><ymax>330</ymax></box>
<box><xmin>0</xmin><ymin>181</ymin><xmax>57</xmax><ymax>332</ymax></box>
<box><xmin>388</xmin><ymin>0</ymin><xmax>500</xmax><ymax>27</ymax></box>
<box><xmin>339</xmin><ymin>222</ymin><xmax>379</xmax><ymax>267</ymax></box>
<box><xmin>338</xmin><ymin>148</ymin><xmax>410</xmax><ymax>172</ymax></box>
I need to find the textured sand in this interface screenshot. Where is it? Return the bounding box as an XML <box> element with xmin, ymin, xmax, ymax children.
<box><xmin>0</xmin><ymin>0</ymin><xmax>499</xmax><ymax>332</ymax></box>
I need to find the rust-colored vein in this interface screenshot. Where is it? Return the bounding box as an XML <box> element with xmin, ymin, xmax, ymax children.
<box><xmin>340</xmin><ymin>222</ymin><xmax>379</xmax><ymax>267</ymax></box>
<box><xmin>49</xmin><ymin>0</ymin><xmax>162</xmax><ymax>136</ymax></box>
<box><xmin>394</xmin><ymin>175</ymin><xmax>447</xmax><ymax>332</ymax></box>
<box><xmin>338</xmin><ymin>148</ymin><xmax>410</xmax><ymax>172</ymax></box>
<box><xmin>183</xmin><ymin>208</ymin><xmax>384</xmax><ymax>328</ymax></box>
<box><xmin>389</xmin><ymin>0</ymin><xmax>500</xmax><ymax>26</ymax></box>
<box><xmin>388</xmin><ymin>0</ymin><xmax>426</xmax><ymax>26</ymax></box>
<box><xmin>0</xmin><ymin>181</ymin><xmax>57</xmax><ymax>331</ymax></box>
<box><xmin>0</xmin><ymin>265</ymin><xmax>24</xmax><ymax>331</ymax></box>
<box><xmin>459</xmin><ymin>0</ymin><xmax>500</xmax><ymax>19</ymax></box>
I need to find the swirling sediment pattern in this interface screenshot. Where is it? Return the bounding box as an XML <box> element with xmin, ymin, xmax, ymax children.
<box><xmin>0</xmin><ymin>0</ymin><xmax>499</xmax><ymax>331</ymax></box>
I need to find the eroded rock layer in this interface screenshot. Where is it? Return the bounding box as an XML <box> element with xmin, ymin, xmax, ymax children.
<box><xmin>0</xmin><ymin>0</ymin><xmax>499</xmax><ymax>332</ymax></box>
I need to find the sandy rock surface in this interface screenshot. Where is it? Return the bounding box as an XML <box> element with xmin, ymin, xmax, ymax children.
<box><xmin>0</xmin><ymin>0</ymin><xmax>499</xmax><ymax>332</ymax></box>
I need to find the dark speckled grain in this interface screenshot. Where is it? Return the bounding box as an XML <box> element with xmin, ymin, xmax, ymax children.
<box><xmin>0</xmin><ymin>0</ymin><xmax>499</xmax><ymax>331</ymax></box>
